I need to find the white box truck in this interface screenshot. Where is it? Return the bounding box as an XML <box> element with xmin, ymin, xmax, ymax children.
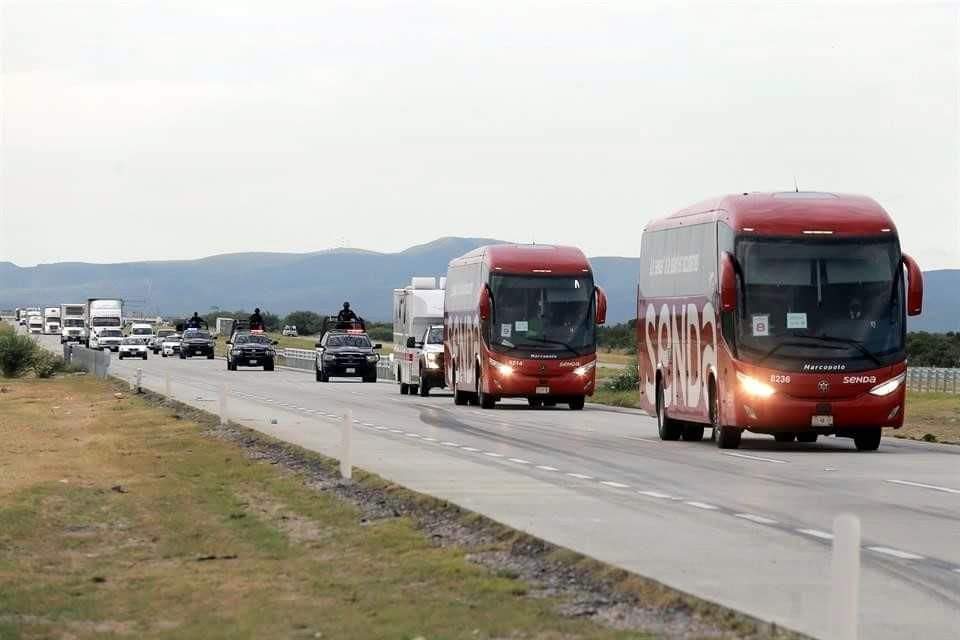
<box><xmin>27</xmin><ymin>311</ymin><xmax>43</xmax><ymax>334</ymax></box>
<box><xmin>87</xmin><ymin>298</ymin><xmax>123</xmax><ymax>351</ymax></box>
<box><xmin>60</xmin><ymin>303</ymin><xmax>88</xmax><ymax>344</ymax></box>
<box><xmin>43</xmin><ymin>307</ymin><xmax>62</xmax><ymax>335</ymax></box>
<box><xmin>392</xmin><ymin>276</ymin><xmax>446</xmax><ymax>396</ymax></box>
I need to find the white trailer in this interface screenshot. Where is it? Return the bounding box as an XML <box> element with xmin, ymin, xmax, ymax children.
<box><xmin>87</xmin><ymin>298</ymin><xmax>123</xmax><ymax>350</ymax></box>
<box><xmin>27</xmin><ymin>311</ymin><xmax>43</xmax><ymax>334</ymax></box>
<box><xmin>43</xmin><ymin>307</ymin><xmax>62</xmax><ymax>335</ymax></box>
<box><xmin>393</xmin><ymin>277</ymin><xmax>445</xmax><ymax>395</ymax></box>
<box><xmin>60</xmin><ymin>303</ymin><xmax>87</xmax><ymax>344</ymax></box>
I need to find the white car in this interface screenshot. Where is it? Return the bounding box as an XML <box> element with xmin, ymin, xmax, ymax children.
<box><xmin>161</xmin><ymin>335</ymin><xmax>182</xmax><ymax>357</ymax></box>
<box><xmin>282</xmin><ymin>325</ymin><xmax>298</xmax><ymax>337</ymax></box>
<box><xmin>118</xmin><ymin>337</ymin><xmax>148</xmax><ymax>360</ymax></box>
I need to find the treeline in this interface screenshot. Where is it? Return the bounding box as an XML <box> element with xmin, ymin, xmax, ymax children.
<box><xmin>198</xmin><ymin>309</ymin><xmax>392</xmax><ymax>341</ymax></box>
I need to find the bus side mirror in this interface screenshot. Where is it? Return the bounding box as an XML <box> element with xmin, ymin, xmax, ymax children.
<box><xmin>720</xmin><ymin>252</ymin><xmax>738</xmax><ymax>313</ymax></box>
<box><xmin>479</xmin><ymin>286</ymin><xmax>492</xmax><ymax>321</ymax></box>
<box><xmin>595</xmin><ymin>286</ymin><xmax>607</xmax><ymax>325</ymax></box>
<box><xmin>903</xmin><ymin>253</ymin><xmax>923</xmax><ymax>316</ymax></box>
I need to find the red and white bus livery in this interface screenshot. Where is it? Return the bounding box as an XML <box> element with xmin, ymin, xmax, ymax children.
<box><xmin>444</xmin><ymin>244</ymin><xmax>607</xmax><ymax>410</ymax></box>
<box><xmin>637</xmin><ymin>192</ymin><xmax>923</xmax><ymax>450</ymax></box>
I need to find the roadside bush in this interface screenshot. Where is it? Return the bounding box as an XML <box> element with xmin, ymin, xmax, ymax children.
<box><xmin>365</xmin><ymin>322</ymin><xmax>393</xmax><ymax>343</ymax></box>
<box><xmin>605</xmin><ymin>359</ymin><xmax>639</xmax><ymax>392</ymax></box>
<box><xmin>32</xmin><ymin>350</ymin><xmax>67</xmax><ymax>379</ymax></box>
<box><xmin>0</xmin><ymin>331</ymin><xmax>38</xmax><ymax>378</ymax></box>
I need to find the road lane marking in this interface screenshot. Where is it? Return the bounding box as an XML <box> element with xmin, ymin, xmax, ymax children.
<box><xmin>734</xmin><ymin>513</ymin><xmax>778</xmax><ymax>525</ymax></box>
<box><xmin>797</xmin><ymin>529</ymin><xmax>834</xmax><ymax>540</ymax></box>
<box><xmin>866</xmin><ymin>546</ymin><xmax>925</xmax><ymax>561</ymax></box>
<box><xmin>508</xmin><ymin>458</ymin><xmax>531</xmax><ymax>464</ymax></box>
<box><xmin>441</xmin><ymin>442</ymin><xmax>460</xmax><ymax>447</ymax></box>
<box><xmin>685</xmin><ymin>501</ymin><xmax>718</xmax><ymax>510</ymax></box>
<box><xmin>362</xmin><ymin>423</ymin><xmax>375</xmax><ymax>427</ymax></box>
<box><xmin>624</xmin><ymin>436</ymin><xmax>659</xmax><ymax>443</ymax></box>
<box><xmin>405</xmin><ymin>433</ymin><xmax>421</xmax><ymax>438</ymax></box>
<box><xmin>601</xmin><ymin>481</ymin><xmax>630</xmax><ymax>489</ymax></box>
<box><xmin>723</xmin><ymin>452</ymin><xmax>788</xmax><ymax>464</ymax></box>
<box><xmin>483</xmin><ymin>452</ymin><xmax>503</xmax><ymax>458</ymax></box>
<box><xmin>885</xmin><ymin>479</ymin><xmax>960</xmax><ymax>495</ymax></box>
<box><xmin>389</xmin><ymin>429</ymin><xmax>403</xmax><ymax>434</ymax></box>
<box><xmin>461</xmin><ymin>447</ymin><xmax>480</xmax><ymax>452</ymax></box>
<box><xmin>638</xmin><ymin>490</ymin><xmax>674</xmax><ymax>499</ymax></box>
<box><xmin>375</xmin><ymin>426</ymin><xmax>388</xmax><ymax>431</ymax></box>
<box><xmin>566</xmin><ymin>473</ymin><xmax>593</xmax><ymax>480</ymax></box>
<box><xmin>421</xmin><ymin>436</ymin><xmax>437</xmax><ymax>442</ymax></box>
<box><xmin>536</xmin><ymin>465</ymin><xmax>558</xmax><ymax>472</ymax></box>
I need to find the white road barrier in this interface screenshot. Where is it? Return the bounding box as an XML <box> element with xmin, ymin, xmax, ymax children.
<box><xmin>219</xmin><ymin>383</ymin><xmax>228</xmax><ymax>426</ymax></box>
<box><xmin>341</xmin><ymin>409</ymin><xmax>353</xmax><ymax>481</ymax></box>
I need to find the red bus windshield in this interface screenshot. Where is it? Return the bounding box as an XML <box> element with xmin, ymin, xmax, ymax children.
<box><xmin>488</xmin><ymin>274</ymin><xmax>595</xmax><ymax>357</ymax></box>
<box><xmin>733</xmin><ymin>236</ymin><xmax>904</xmax><ymax>372</ymax></box>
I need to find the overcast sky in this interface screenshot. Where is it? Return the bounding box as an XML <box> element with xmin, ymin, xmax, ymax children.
<box><xmin>1</xmin><ymin>1</ymin><xmax>958</xmax><ymax>269</ymax></box>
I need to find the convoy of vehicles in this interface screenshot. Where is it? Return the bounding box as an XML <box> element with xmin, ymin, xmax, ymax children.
<box><xmin>86</xmin><ymin>298</ymin><xmax>123</xmax><ymax>349</ymax></box>
<box><xmin>226</xmin><ymin>331</ymin><xmax>277</xmax><ymax>371</ymax></box>
<box><xmin>393</xmin><ymin>277</ymin><xmax>445</xmax><ymax>396</ymax></box>
<box><xmin>444</xmin><ymin>244</ymin><xmax>607</xmax><ymax>410</ymax></box>
<box><xmin>60</xmin><ymin>303</ymin><xmax>87</xmax><ymax>344</ymax></box>
<box><xmin>636</xmin><ymin>192</ymin><xmax>922</xmax><ymax>451</ymax></box>
<box><xmin>315</xmin><ymin>330</ymin><xmax>380</xmax><ymax>383</ymax></box>
<box><xmin>179</xmin><ymin>329</ymin><xmax>215</xmax><ymax>359</ymax></box>
<box><xmin>118</xmin><ymin>336</ymin><xmax>149</xmax><ymax>360</ymax></box>
<box><xmin>43</xmin><ymin>307</ymin><xmax>61</xmax><ymax>335</ymax></box>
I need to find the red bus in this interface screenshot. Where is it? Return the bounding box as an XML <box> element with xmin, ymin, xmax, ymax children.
<box><xmin>637</xmin><ymin>192</ymin><xmax>923</xmax><ymax>450</ymax></box>
<box><xmin>444</xmin><ymin>244</ymin><xmax>607</xmax><ymax>410</ymax></box>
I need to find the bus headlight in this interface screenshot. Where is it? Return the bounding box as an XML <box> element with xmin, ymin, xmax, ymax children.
<box><xmin>737</xmin><ymin>372</ymin><xmax>775</xmax><ymax>398</ymax></box>
<box><xmin>489</xmin><ymin>358</ymin><xmax>513</xmax><ymax>376</ymax></box>
<box><xmin>869</xmin><ymin>372</ymin><xmax>905</xmax><ymax>397</ymax></box>
<box><xmin>573</xmin><ymin>361</ymin><xmax>597</xmax><ymax>377</ymax></box>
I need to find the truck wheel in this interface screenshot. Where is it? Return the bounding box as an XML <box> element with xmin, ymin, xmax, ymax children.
<box><xmin>142</xmin><ymin>353</ymin><xmax>148</xmax><ymax>360</ymax></box>
<box><xmin>419</xmin><ymin>382</ymin><xmax>430</xmax><ymax>397</ymax></box>
<box><xmin>797</xmin><ymin>432</ymin><xmax>818</xmax><ymax>443</ymax></box>
<box><xmin>363</xmin><ymin>373</ymin><xmax>377</xmax><ymax>383</ymax></box>
<box><xmin>656</xmin><ymin>381</ymin><xmax>683</xmax><ymax>441</ymax></box>
<box><xmin>400</xmin><ymin>383</ymin><xmax>409</xmax><ymax>395</ymax></box>
<box><xmin>681</xmin><ymin>424</ymin><xmax>704</xmax><ymax>441</ymax></box>
<box><xmin>853</xmin><ymin>428</ymin><xmax>881</xmax><ymax>451</ymax></box>
<box><xmin>264</xmin><ymin>360</ymin><xmax>274</xmax><ymax>372</ymax></box>
<box><xmin>528</xmin><ymin>398</ymin><xmax>543</xmax><ymax>409</ymax></box>
<box><xmin>118</xmin><ymin>353</ymin><xmax>123</xmax><ymax>360</ymax></box>
<box><xmin>162</xmin><ymin>352</ymin><xmax>167</xmax><ymax>358</ymax></box>
<box><xmin>207</xmin><ymin>353</ymin><xmax>214</xmax><ymax>360</ymax></box>
<box><xmin>410</xmin><ymin>384</ymin><xmax>419</xmax><ymax>395</ymax></box>
<box><xmin>568</xmin><ymin>396</ymin><xmax>585</xmax><ymax>411</ymax></box>
<box><xmin>774</xmin><ymin>433</ymin><xmax>796</xmax><ymax>443</ymax></box>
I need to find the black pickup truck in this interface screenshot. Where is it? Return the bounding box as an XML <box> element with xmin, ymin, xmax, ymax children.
<box><xmin>179</xmin><ymin>329</ymin><xmax>216</xmax><ymax>359</ymax></box>
<box><xmin>315</xmin><ymin>330</ymin><xmax>380</xmax><ymax>383</ymax></box>
<box><xmin>226</xmin><ymin>331</ymin><xmax>278</xmax><ymax>371</ymax></box>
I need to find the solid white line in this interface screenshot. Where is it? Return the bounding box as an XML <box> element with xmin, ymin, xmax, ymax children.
<box><xmin>685</xmin><ymin>501</ymin><xmax>718</xmax><ymax>510</ymax></box>
<box><xmin>461</xmin><ymin>447</ymin><xmax>480</xmax><ymax>452</ymax></box>
<box><xmin>723</xmin><ymin>452</ymin><xmax>788</xmax><ymax>464</ymax></box>
<box><xmin>735</xmin><ymin>513</ymin><xmax>779</xmax><ymax>525</ymax></box>
<box><xmin>601</xmin><ymin>481</ymin><xmax>630</xmax><ymax>489</ymax></box>
<box><xmin>483</xmin><ymin>452</ymin><xmax>503</xmax><ymax>458</ymax></box>
<box><xmin>441</xmin><ymin>441</ymin><xmax>460</xmax><ymax>447</ymax></box>
<box><xmin>566</xmin><ymin>473</ymin><xmax>593</xmax><ymax>480</ymax></box>
<box><xmin>638</xmin><ymin>490</ymin><xmax>674</xmax><ymax>499</ymax></box>
<box><xmin>866</xmin><ymin>546</ymin><xmax>925</xmax><ymax>561</ymax></box>
<box><xmin>536</xmin><ymin>465</ymin><xmax>558</xmax><ymax>472</ymax></box>
<box><xmin>797</xmin><ymin>528</ymin><xmax>834</xmax><ymax>540</ymax></box>
<box><xmin>508</xmin><ymin>458</ymin><xmax>531</xmax><ymax>464</ymax></box>
<box><xmin>885</xmin><ymin>479</ymin><xmax>960</xmax><ymax>495</ymax></box>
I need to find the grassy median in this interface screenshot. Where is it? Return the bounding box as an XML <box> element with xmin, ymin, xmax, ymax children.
<box><xmin>0</xmin><ymin>376</ymin><xmax>652</xmax><ymax>640</ymax></box>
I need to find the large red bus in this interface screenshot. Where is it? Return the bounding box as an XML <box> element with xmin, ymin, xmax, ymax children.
<box><xmin>444</xmin><ymin>244</ymin><xmax>607</xmax><ymax>410</ymax></box>
<box><xmin>637</xmin><ymin>192</ymin><xmax>923</xmax><ymax>450</ymax></box>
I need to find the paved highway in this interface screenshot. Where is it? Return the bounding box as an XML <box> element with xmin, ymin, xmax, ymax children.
<box><xmin>45</xmin><ymin>335</ymin><xmax>960</xmax><ymax>639</ymax></box>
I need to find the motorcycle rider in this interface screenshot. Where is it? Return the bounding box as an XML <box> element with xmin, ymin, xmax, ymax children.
<box><xmin>249</xmin><ymin>308</ymin><xmax>265</xmax><ymax>331</ymax></box>
<box><xmin>337</xmin><ymin>302</ymin><xmax>358</xmax><ymax>322</ymax></box>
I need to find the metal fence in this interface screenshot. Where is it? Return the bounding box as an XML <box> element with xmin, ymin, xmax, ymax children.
<box><xmin>906</xmin><ymin>367</ymin><xmax>960</xmax><ymax>394</ymax></box>
<box><xmin>277</xmin><ymin>347</ymin><xmax>397</xmax><ymax>381</ymax></box>
<box><xmin>64</xmin><ymin>344</ymin><xmax>111</xmax><ymax>379</ymax></box>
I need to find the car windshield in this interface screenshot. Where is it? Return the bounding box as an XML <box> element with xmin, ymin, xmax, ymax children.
<box><xmin>63</xmin><ymin>319</ymin><xmax>84</xmax><ymax>327</ymax></box>
<box><xmin>131</xmin><ymin>328</ymin><xmax>153</xmax><ymax>335</ymax></box>
<box><xmin>101</xmin><ymin>329</ymin><xmax>122</xmax><ymax>337</ymax></box>
<box><xmin>165</xmin><ymin>336</ymin><xmax>181</xmax><ymax>342</ymax></box>
<box><xmin>91</xmin><ymin>317</ymin><xmax>121</xmax><ymax>327</ymax></box>
<box><xmin>158</xmin><ymin>330</ymin><xmax>174</xmax><ymax>337</ymax></box>
<box><xmin>425</xmin><ymin>326</ymin><xmax>443</xmax><ymax>345</ymax></box>
<box><xmin>327</xmin><ymin>335</ymin><xmax>372</xmax><ymax>348</ymax></box>
<box><xmin>488</xmin><ymin>274</ymin><xmax>596</xmax><ymax>356</ymax></box>
<box><xmin>184</xmin><ymin>331</ymin><xmax>211</xmax><ymax>339</ymax></box>
<box><xmin>734</xmin><ymin>236</ymin><xmax>904</xmax><ymax>371</ymax></box>
<box><xmin>235</xmin><ymin>334</ymin><xmax>271</xmax><ymax>345</ymax></box>
<box><xmin>123</xmin><ymin>337</ymin><xmax>144</xmax><ymax>345</ymax></box>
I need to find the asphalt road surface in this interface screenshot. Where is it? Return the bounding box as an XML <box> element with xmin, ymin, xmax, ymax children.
<box><xmin>45</xmin><ymin>335</ymin><xmax>960</xmax><ymax>639</ymax></box>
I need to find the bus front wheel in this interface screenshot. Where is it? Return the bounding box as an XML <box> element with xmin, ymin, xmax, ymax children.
<box><xmin>853</xmin><ymin>428</ymin><xmax>881</xmax><ymax>451</ymax></box>
<box><xmin>656</xmin><ymin>381</ymin><xmax>683</xmax><ymax>441</ymax></box>
<box><xmin>710</xmin><ymin>383</ymin><xmax>741</xmax><ymax>449</ymax></box>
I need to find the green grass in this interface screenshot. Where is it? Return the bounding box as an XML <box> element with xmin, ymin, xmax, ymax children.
<box><xmin>0</xmin><ymin>376</ymin><xmax>652</xmax><ymax>640</ymax></box>
<box><xmin>896</xmin><ymin>391</ymin><xmax>960</xmax><ymax>444</ymax></box>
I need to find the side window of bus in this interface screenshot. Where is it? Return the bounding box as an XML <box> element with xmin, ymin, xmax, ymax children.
<box><xmin>718</xmin><ymin>222</ymin><xmax>736</xmax><ymax>348</ymax></box>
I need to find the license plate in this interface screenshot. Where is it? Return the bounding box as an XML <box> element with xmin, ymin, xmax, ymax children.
<box><xmin>811</xmin><ymin>415</ymin><xmax>833</xmax><ymax>427</ymax></box>
<box><xmin>249</xmin><ymin>359</ymin><xmax>257</xmax><ymax>365</ymax></box>
<box><xmin>346</xmin><ymin>367</ymin><xmax>356</xmax><ymax>374</ymax></box>
<box><xmin>536</xmin><ymin>386</ymin><xmax>550</xmax><ymax>395</ymax></box>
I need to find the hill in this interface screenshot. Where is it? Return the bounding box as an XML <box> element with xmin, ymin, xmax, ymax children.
<box><xmin>0</xmin><ymin>241</ymin><xmax>954</xmax><ymax>330</ymax></box>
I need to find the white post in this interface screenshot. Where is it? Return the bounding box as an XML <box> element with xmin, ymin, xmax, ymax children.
<box><xmin>340</xmin><ymin>409</ymin><xmax>353</xmax><ymax>480</ymax></box>
<box><xmin>829</xmin><ymin>514</ymin><xmax>861</xmax><ymax>640</ymax></box>
<box><xmin>219</xmin><ymin>384</ymin><xmax>228</xmax><ymax>426</ymax></box>
<box><xmin>134</xmin><ymin>368</ymin><xmax>143</xmax><ymax>393</ymax></box>
<box><xmin>164</xmin><ymin>371</ymin><xmax>171</xmax><ymax>396</ymax></box>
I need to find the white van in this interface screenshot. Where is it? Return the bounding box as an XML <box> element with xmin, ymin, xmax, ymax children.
<box><xmin>393</xmin><ymin>276</ymin><xmax>445</xmax><ymax>396</ymax></box>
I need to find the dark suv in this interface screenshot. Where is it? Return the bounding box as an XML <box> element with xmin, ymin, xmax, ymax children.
<box><xmin>179</xmin><ymin>329</ymin><xmax>215</xmax><ymax>359</ymax></box>
<box><xmin>227</xmin><ymin>332</ymin><xmax>277</xmax><ymax>371</ymax></box>
<box><xmin>315</xmin><ymin>331</ymin><xmax>380</xmax><ymax>382</ymax></box>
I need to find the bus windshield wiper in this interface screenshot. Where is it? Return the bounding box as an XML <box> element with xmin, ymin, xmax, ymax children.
<box><xmin>755</xmin><ymin>340</ymin><xmax>842</xmax><ymax>366</ymax></box>
<box><xmin>794</xmin><ymin>333</ymin><xmax>884</xmax><ymax>368</ymax></box>
<box><xmin>529</xmin><ymin>336</ymin><xmax>582</xmax><ymax>356</ymax></box>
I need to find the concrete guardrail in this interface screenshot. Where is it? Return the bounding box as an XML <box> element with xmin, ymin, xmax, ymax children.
<box><xmin>64</xmin><ymin>344</ymin><xmax>111</xmax><ymax>379</ymax></box>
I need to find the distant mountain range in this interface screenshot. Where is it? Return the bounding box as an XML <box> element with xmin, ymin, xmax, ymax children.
<box><xmin>0</xmin><ymin>238</ymin><xmax>956</xmax><ymax>331</ymax></box>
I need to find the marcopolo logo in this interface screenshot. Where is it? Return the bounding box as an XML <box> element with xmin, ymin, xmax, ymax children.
<box><xmin>802</xmin><ymin>363</ymin><xmax>847</xmax><ymax>372</ymax></box>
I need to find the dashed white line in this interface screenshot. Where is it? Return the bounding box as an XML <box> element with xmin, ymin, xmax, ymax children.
<box><xmin>536</xmin><ymin>465</ymin><xmax>558</xmax><ymax>472</ymax></box>
<box><xmin>601</xmin><ymin>481</ymin><xmax>630</xmax><ymax>489</ymax></box>
<box><xmin>405</xmin><ymin>433</ymin><xmax>421</xmax><ymax>438</ymax></box>
<box><xmin>362</xmin><ymin>423</ymin><xmax>375</xmax><ymax>427</ymax></box>
<box><xmin>483</xmin><ymin>452</ymin><xmax>503</xmax><ymax>458</ymax></box>
<box><xmin>375</xmin><ymin>426</ymin><xmax>388</xmax><ymax>431</ymax></box>
<box><xmin>638</xmin><ymin>490</ymin><xmax>675</xmax><ymax>499</ymax></box>
<box><xmin>624</xmin><ymin>436</ymin><xmax>659</xmax><ymax>443</ymax></box>
<box><xmin>441</xmin><ymin>442</ymin><xmax>460</xmax><ymax>447</ymax></box>
<box><xmin>734</xmin><ymin>513</ymin><xmax>778</xmax><ymax>525</ymax></box>
<box><xmin>389</xmin><ymin>429</ymin><xmax>403</xmax><ymax>434</ymax></box>
<box><xmin>723</xmin><ymin>452</ymin><xmax>788</xmax><ymax>464</ymax></box>
<box><xmin>421</xmin><ymin>436</ymin><xmax>437</xmax><ymax>442</ymax></box>
<box><xmin>507</xmin><ymin>458</ymin><xmax>531</xmax><ymax>464</ymax></box>
<box><xmin>461</xmin><ymin>447</ymin><xmax>480</xmax><ymax>452</ymax></box>
<box><xmin>885</xmin><ymin>479</ymin><xmax>960</xmax><ymax>495</ymax></box>
<box><xmin>566</xmin><ymin>473</ymin><xmax>594</xmax><ymax>480</ymax></box>
<box><xmin>685</xmin><ymin>501</ymin><xmax>718</xmax><ymax>510</ymax></box>
<box><xmin>797</xmin><ymin>529</ymin><xmax>834</xmax><ymax>540</ymax></box>
<box><xmin>867</xmin><ymin>547</ymin><xmax>925</xmax><ymax>561</ymax></box>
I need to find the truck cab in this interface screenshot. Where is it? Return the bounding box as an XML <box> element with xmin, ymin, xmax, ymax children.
<box><xmin>27</xmin><ymin>313</ymin><xmax>43</xmax><ymax>334</ymax></box>
<box><xmin>43</xmin><ymin>307</ymin><xmax>62</xmax><ymax>335</ymax></box>
<box><xmin>393</xmin><ymin>277</ymin><xmax>445</xmax><ymax>396</ymax></box>
<box><xmin>60</xmin><ymin>304</ymin><xmax>88</xmax><ymax>344</ymax></box>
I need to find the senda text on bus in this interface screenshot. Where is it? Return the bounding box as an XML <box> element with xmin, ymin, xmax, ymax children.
<box><xmin>637</xmin><ymin>192</ymin><xmax>923</xmax><ymax>451</ymax></box>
